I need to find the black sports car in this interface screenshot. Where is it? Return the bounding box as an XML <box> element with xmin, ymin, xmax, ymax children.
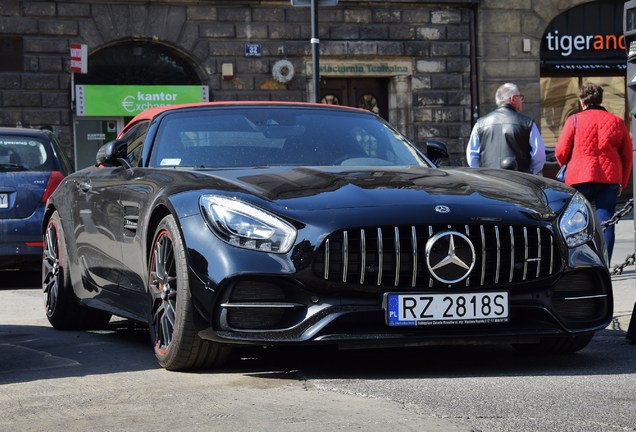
<box><xmin>42</xmin><ymin>102</ymin><xmax>612</xmax><ymax>370</ymax></box>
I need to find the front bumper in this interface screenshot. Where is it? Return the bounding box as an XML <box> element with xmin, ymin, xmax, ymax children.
<box><xmin>180</xmin><ymin>212</ymin><xmax>612</xmax><ymax>349</ymax></box>
<box><xmin>194</xmin><ymin>267</ymin><xmax>612</xmax><ymax>348</ymax></box>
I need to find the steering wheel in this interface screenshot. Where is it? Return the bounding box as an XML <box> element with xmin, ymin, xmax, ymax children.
<box><xmin>332</xmin><ymin>153</ymin><xmax>368</xmax><ymax>165</ymax></box>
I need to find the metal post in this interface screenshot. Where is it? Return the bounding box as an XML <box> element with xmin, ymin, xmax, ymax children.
<box><xmin>623</xmin><ymin>0</ymin><xmax>636</xmax><ymax>343</ymax></box>
<box><xmin>628</xmin><ymin>140</ymin><xmax>636</xmax><ymax>342</ymax></box>
<box><xmin>310</xmin><ymin>0</ymin><xmax>320</xmax><ymax>103</ymax></box>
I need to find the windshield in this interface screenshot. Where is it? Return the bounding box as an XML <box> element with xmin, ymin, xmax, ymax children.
<box><xmin>148</xmin><ymin>106</ymin><xmax>431</xmax><ymax>168</ymax></box>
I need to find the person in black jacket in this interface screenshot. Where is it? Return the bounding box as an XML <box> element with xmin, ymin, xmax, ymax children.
<box><xmin>466</xmin><ymin>83</ymin><xmax>545</xmax><ymax>174</ymax></box>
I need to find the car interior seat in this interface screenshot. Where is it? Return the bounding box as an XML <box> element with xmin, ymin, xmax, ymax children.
<box><xmin>0</xmin><ymin>146</ymin><xmax>21</xmax><ymax>166</ymax></box>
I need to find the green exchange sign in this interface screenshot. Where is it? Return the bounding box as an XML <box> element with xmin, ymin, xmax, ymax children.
<box><xmin>75</xmin><ymin>85</ymin><xmax>209</xmax><ymax>116</ymax></box>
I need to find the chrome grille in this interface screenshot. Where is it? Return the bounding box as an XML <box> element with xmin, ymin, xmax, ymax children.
<box><xmin>313</xmin><ymin>224</ymin><xmax>560</xmax><ymax>288</ymax></box>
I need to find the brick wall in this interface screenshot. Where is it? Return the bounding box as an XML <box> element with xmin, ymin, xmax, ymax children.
<box><xmin>476</xmin><ymin>0</ymin><xmax>593</xmax><ymax>124</ymax></box>
<box><xmin>0</xmin><ymin>0</ymin><xmax>589</xmax><ymax>164</ymax></box>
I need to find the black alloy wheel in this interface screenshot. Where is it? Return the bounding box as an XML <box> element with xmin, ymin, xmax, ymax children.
<box><xmin>149</xmin><ymin>225</ymin><xmax>178</xmax><ymax>354</ymax></box>
<box><xmin>42</xmin><ymin>215</ymin><xmax>62</xmax><ymax>319</ymax></box>
<box><xmin>42</xmin><ymin>211</ymin><xmax>111</xmax><ymax>329</ymax></box>
<box><xmin>148</xmin><ymin>215</ymin><xmax>230</xmax><ymax>370</ymax></box>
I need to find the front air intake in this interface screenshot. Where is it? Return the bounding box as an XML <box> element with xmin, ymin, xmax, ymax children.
<box><xmin>221</xmin><ymin>280</ymin><xmax>306</xmax><ymax>331</ymax></box>
<box><xmin>552</xmin><ymin>271</ymin><xmax>610</xmax><ymax>325</ymax></box>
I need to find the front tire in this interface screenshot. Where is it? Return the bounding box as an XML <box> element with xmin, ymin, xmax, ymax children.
<box><xmin>148</xmin><ymin>215</ymin><xmax>230</xmax><ymax>371</ymax></box>
<box><xmin>42</xmin><ymin>211</ymin><xmax>111</xmax><ymax>329</ymax></box>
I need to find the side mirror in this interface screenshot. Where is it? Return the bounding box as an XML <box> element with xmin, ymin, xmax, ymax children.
<box><xmin>425</xmin><ymin>140</ymin><xmax>449</xmax><ymax>166</ymax></box>
<box><xmin>96</xmin><ymin>139</ymin><xmax>130</xmax><ymax>168</ymax></box>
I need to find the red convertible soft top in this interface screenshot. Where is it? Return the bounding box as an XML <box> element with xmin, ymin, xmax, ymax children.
<box><xmin>117</xmin><ymin>101</ymin><xmax>367</xmax><ymax>139</ymax></box>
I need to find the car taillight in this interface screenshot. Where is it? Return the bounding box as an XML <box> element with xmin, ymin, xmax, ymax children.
<box><xmin>41</xmin><ymin>171</ymin><xmax>64</xmax><ymax>203</ymax></box>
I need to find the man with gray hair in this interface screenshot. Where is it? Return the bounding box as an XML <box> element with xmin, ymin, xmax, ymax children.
<box><xmin>466</xmin><ymin>83</ymin><xmax>545</xmax><ymax>174</ymax></box>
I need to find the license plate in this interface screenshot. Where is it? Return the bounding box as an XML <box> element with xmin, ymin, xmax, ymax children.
<box><xmin>0</xmin><ymin>193</ymin><xmax>7</xmax><ymax>209</ymax></box>
<box><xmin>385</xmin><ymin>292</ymin><xmax>509</xmax><ymax>326</ymax></box>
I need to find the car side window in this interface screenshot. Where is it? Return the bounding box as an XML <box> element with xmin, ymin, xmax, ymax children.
<box><xmin>119</xmin><ymin>121</ymin><xmax>149</xmax><ymax>167</ymax></box>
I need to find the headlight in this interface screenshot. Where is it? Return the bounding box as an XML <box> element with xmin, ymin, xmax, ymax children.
<box><xmin>200</xmin><ymin>195</ymin><xmax>297</xmax><ymax>253</ymax></box>
<box><xmin>559</xmin><ymin>192</ymin><xmax>593</xmax><ymax>248</ymax></box>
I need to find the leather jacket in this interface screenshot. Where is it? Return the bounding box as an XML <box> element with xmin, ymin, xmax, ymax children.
<box><xmin>475</xmin><ymin>104</ymin><xmax>534</xmax><ymax>173</ymax></box>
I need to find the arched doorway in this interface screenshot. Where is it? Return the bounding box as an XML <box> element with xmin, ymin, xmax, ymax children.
<box><xmin>75</xmin><ymin>42</ymin><xmax>203</xmax><ymax>86</ymax></box>
<box><xmin>72</xmin><ymin>41</ymin><xmax>206</xmax><ymax>169</ymax></box>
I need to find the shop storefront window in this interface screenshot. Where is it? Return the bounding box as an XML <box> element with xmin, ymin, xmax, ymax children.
<box><xmin>540</xmin><ymin>76</ymin><xmax>628</xmax><ymax>146</ymax></box>
<box><xmin>539</xmin><ymin>1</ymin><xmax>628</xmax><ymax>148</ymax></box>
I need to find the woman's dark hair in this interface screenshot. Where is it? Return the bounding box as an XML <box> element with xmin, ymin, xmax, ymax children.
<box><xmin>577</xmin><ymin>82</ymin><xmax>603</xmax><ymax>107</ymax></box>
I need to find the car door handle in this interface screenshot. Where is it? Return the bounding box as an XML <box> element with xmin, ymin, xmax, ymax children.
<box><xmin>76</xmin><ymin>180</ymin><xmax>92</xmax><ymax>192</ymax></box>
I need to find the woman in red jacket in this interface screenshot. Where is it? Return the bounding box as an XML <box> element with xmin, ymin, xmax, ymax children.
<box><xmin>555</xmin><ymin>82</ymin><xmax>632</xmax><ymax>263</ymax></box>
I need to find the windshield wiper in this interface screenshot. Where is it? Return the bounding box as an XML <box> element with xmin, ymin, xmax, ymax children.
<box><xmin>0</xmin><ymin>163</ymin><xmax>28</xmax><ymax>171</ymax></box>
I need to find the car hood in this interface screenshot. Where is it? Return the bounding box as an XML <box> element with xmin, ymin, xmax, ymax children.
<box><xmin>194</xmin><ymin>166</ymin><xmax>568</xmax><ymax>223</ymax></box>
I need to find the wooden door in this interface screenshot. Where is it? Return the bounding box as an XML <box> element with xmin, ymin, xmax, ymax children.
<box><xmin>320</xmin><ymin>78</ymin><xmax>389</xmax><ymax>120</ymax></box>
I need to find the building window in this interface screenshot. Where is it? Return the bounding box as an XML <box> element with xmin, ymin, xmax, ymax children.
<box><xmin>540</xmin><ymin>76</ymin><xmax>628</xmax><ymax>146</ymax></box>
<box><xmin>0</xmin><ymin>37</ymin><xmax>23</xmax><ymax>72</ymax></box>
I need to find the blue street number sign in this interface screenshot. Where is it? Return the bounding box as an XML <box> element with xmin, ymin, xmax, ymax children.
<box><xmin>244</xmin><ymin>43</ymin><xmax>262</xmax><ymax>57</ymax></box>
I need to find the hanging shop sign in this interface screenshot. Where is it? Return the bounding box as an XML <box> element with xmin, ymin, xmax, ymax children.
<box><xmin>75</xmin><ymin>85</ymin><xmax>209</xmax><ymax>116</ymax></box>
<box><xmin>309</xmin><ymin>60</ymin><xmax>412</xmax><ymax>76</ymax></box>
<box><xmin>69</xmin><ymin>43</ymin><xmax>87</xmax><ymax>74</ymax></box>
<box><xmin>541</xmin><ymin>0</ymin><xmax>626</xmax><ymax>72</ymax></box>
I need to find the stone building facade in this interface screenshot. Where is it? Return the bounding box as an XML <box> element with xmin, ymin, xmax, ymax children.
<box><xmin>0</xmin><ymin>0</ymin><xmax>626</xmax><ymax>170</ymax></box>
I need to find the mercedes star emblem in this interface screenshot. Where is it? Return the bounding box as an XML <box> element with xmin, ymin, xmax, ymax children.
<box><xmin>425</xmin><ymin>231</ymin><xmax>476</xmax><ymax>284</ymax></box>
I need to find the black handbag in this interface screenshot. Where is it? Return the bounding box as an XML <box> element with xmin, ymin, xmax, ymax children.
<box><xmin>556</xmin><ymin>114</ymin><xmax>576</xmax><ymax>182</ymax></box>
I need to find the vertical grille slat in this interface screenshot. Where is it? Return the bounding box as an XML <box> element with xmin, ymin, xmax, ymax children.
<box><xmin>411</xmin><ymin>226</ymin><xmax>417</xmax><ymax>287</ymax></box>
<box><xmin>428</xmin><ymin>225</ymin><xmax>434</xmax><ymax>287</ymax></box>
<box><xmin>394</xmin><ymin>227</ymin><xmax>400</xmax><ymax>286</ymax></box>
<box><xmin>464</xmin><ymin>225</ymin><xmax>471</xmax><ymax>287</ymax></box>
<box><xmin>377</xmin><ymin>227</ymin><xmax>383</xmax><ymax>286</ymax></box>
<box><xmin>315</xmin><ymin>223</ymin><xmax>560</xmax><ymax>289</ymax></box>
<box><xmin>550</xmin><ymin>235</ymin><xmax>555</xmax><ymax>274</ymax></box>
<box><xmin>342</xmin><ymin>230</ymin><xmax>349</xmax><ymax>283</ymax></box>
<box><xmin>508</xmin><ymin>226</ymin><xmax>515</xmax><ymax>283</ymax></box>
<box><xmin>536</xmin><ymin>227</ymin><xmax>542</xmax><ymax>278</ymax></box>
<box><xmin>495</xmin><ymin>225</ymin><xmax>501</xmax><ymax>284</ymax></box>
<box><xmin>360</xmin><ymin>229</ymin><xmax>366</xmax><ymax>285</ymax></box>
<box><xmin>323</xmin><ymin>239</ymin><xmax>330</xmax><ymax>280</ymax></box>
<box><xmin>522</xmin><ymin>227</ymin><xmax>528</xmax><ymax>281</ymax></box>
<box><xmin>480</xmin><ymin>225</ymin><xmax>486</xmax><ymax>286</ymax></box>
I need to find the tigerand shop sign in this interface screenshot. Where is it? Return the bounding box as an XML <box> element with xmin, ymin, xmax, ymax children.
<box><xmin>540</xmin><ymin>0</ymin><xmax>626</xmax><ymax>72</ymax></box>
<box><xmin>75</xmin><ymin>85</ymin><xmax>209</xmax><ymax>116</ymax></box>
